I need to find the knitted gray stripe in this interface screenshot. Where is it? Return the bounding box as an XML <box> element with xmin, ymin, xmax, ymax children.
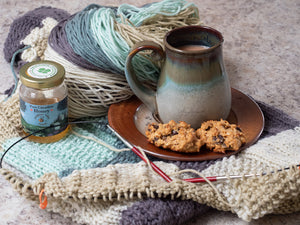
<box><xmin>3</xmin><ymin>6</ymin><xmax>70</xmax><ymax>64</ymax></box>
<box><xmin>120</xmin><ymin>100</ymin><xmax>300</xmax><ymax>225</ymax></box>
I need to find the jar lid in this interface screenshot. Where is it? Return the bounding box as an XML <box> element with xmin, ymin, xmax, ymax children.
<box><xmin>19</xmin><ymin>60</ymin><xmax>65</xmax><ymax>89</ymax></box>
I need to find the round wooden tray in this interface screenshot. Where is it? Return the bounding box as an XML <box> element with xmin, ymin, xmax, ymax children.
<box><xmin>108</xmin><ymin>88</ymin><xmax>264</xmax><ymax>161</ymax></box>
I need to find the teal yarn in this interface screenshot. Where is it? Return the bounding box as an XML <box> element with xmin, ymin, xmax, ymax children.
<box><xmin>65</xmin><ymin>5</ymin><xmax>123</xmax><ymax>74</ymax></box>
<box><xmin>6</xmin><ymin>45</ymin><xmax>31</xmax><ymax>100</ymax></box>
<box><xmin>117</xmin><ymin>0</ymin><xmax>198</xmax><ymax>26</ymax></box>
<box><xmin>90</xmin><ymin>7</ymin><xmax>160</xmax><ymax>82</ymax></box>
<box><xmin>3</xmin><ymin>0</ymin><xmax>201</xmax><ymax>118</ymax></box>
<box><xmin>90</xmin><ymin>7</ymin><xmax>132</xmax><ymax>73</ymax></box>
<box><xmin>64</xmin><ymin>0</ymin><xmax>198</xmax><ymax>82</ymax></box>
<box><xmin>1</xmin><ymin>117</ymin><xmax>141</xmax><ymax>179</ymax></box>
<box><xmin>64</xmin><ymin>4</ymin><xmax>159</xmax><ymax>81</ymax></box>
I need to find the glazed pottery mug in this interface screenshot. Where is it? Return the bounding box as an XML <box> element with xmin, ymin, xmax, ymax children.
<box><xmin>125</xmin><ymin>26</ymin><xmax>231</xmax><ymax>128</ymax></box>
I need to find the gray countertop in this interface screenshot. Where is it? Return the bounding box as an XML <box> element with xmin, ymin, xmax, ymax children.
<box><xmin>1</xmin><ymin>0</ymin><xmax>299</xmax><ymax>224</ymax></box>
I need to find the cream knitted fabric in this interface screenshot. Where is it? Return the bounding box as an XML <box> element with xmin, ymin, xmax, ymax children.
<box><xmin>0</xmin><ymin>95</ymin><xmax>23</xmax><ymax>147</ymax></box>
<box><xmin>21</xmin><ymin>17</ymin><xmax>59</xmax><ymax>62</ymax></box>
<box><xmin>1</xmin><ymin>93</ymin><xmax>299</xmax><ymax>223</ymax></box>
<box><xmin>30</xmin><ymin>129</ymin><xmax>299</xmax><ymax>222</ymax></box>
<box><xmin>2</xmin><ymin>154</ymin><xmax>299</xmax><ymax>223</ymax></box>
<box><xmin>200</xmin><ymin>126</ymin><xmax>300</xmax><ymax>220</ymax></box>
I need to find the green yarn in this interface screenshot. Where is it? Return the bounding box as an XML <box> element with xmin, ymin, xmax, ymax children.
<box><xmin>65</xmin><ymin>5</ymin><xmax>121</xmax><ymax>73</ymax></box>
<box><xmin>6</xmin><ymin>45</ymin><xmax>31</xmax><ymax>100</ymax></box>
<box><xmin>90</xmin><ymin>7</ymin><xmax>160</xmax><ymax>82</ymax></box>
<box><xmin>64</xmin><ymin>0</ymin><xmax>199</xmax><ymax>82</ymax></box>
<box><xmin>90</xmin><ymin>7</ymin><xmax>129</xmax><ymax>72</ymax></box>
<box><xmin>117</xmin><ymin>0</ymin><xmax>198</xmax><ymax>26</ymax></box>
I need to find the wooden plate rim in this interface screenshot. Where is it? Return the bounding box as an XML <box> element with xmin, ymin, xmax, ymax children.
<box><xmin>108</xmin><ymin>88</ymin><xmax>264</xmax><ymax>161</ymax></box>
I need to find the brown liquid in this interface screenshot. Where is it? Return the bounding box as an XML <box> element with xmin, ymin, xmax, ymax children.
<box><xmin>177</xmin><ymin>44</ymin><xmax>209</xmax><ymax>51</ymax></box>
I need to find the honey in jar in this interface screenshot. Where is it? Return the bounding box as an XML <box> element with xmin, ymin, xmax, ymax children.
<box><xmin>19</xmin><ymin>60</ymin><xmax>69</xmax><ymax>143</ymax></box>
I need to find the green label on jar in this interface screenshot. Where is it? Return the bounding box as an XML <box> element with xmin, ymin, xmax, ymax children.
<box><xmin>27</xmin><ymin>64</ymin><xmax>57</xmax><ymax>79</ymax></box>
<box><xmin>20</xmin><ymin>97</ymin><xmax>68</xmax><ymax>137</ymax></box>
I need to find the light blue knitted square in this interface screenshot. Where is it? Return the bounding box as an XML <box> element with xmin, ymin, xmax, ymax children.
<box><xmin>1</xmin><ymin>116</ymin><xmax>141</xmax><ymax>179</ymax></box>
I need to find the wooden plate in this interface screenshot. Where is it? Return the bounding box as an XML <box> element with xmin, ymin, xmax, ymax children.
<box><xmin>108</xmin><ymin>88</ymin><xmax>264</xmax><ymax>161</ymax></box>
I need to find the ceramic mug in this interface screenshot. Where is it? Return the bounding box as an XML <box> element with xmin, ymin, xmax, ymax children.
<box><xmin>125</xmin><ymin>26</ymin><xmax>231</xmax><ymax>128</ymax></box>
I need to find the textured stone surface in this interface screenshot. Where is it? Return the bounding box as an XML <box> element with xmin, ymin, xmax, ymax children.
<box><xmin>0</xmin><ymin>0</ymin><xmax>299</xmax><ymax>224</ymax></box>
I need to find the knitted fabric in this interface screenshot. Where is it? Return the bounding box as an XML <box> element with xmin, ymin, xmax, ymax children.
<box><xmin>256</xmin><ymin>100</ymin><xmax>300</xmax><ymax>138</ymax></box>
<box><xmin>120</xmin><ymin>198</ymin><xmax>210</xmax><ymax>225</ymax></box>
<box><xmin>0</xmin><ymin>93</ymin><xmax>23</xmax><ymax>145</ymax></box>
<box><xmin>1</xmin><ymin>2</ymin><xmax>300</xmax><ymax>224</ymax></box>
<box><xmin>1</xmin><ymin>115</ymin><xmax>140</xmax><ymax>179</ymax></box>
<box><xmin>3</xmin><ymin>6</ymin><xmax>70</xmax><ymax>67</ymax></box>
<box><xmin>1</xmin><ymin>92</ymin><xmax>300</xmax><ymax>224</ymax></box>
<box><xmin>20</xmin><ymin>17</ymin><xmax>59</xmax><ymax>62</ymax></box>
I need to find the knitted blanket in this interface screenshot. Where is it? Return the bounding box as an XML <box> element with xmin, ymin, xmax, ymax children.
<box><xmin>1</xmin><ymin>92</ymin><xmax>300</xmax><ymax>225</ymax></box>
<box><xmin>1</xmin><ymin>2</ymin><xmax>300</xmax><ymax>224</ymax></box>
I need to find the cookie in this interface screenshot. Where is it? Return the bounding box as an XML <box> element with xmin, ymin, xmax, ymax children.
<box><xmin>145</xmin><ymin>120</ymin><xmax>204</xmax><ymax>153</ymax></box>
<box><xmin>196</xmin><ymin>119</ymin><xmax>246</xmax><ymax>153</ymax></box>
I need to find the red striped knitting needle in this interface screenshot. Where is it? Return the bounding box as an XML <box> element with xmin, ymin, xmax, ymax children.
<box><xmin>108</xmin><ymin>125</ymin><xmax>221</xmax><ymax>183</ymax></box>
<box><xmin>185</xmin><ymin>174</ymin><xmax>258</xmax><ymax>183</ymax></box>
<box><xmin>185</xmin><ymin>164</ymin><xmax>300</xmax><ymax>183</ymax></box>
<box><xmin>108</xmin><ymin>125</ymin><xmax>172</xmax><ymax>182</ymax></box>
<box><xmin>107</xmin><ymin>125</ymin><xmax>300</xmax><ymax>183</ymax></box>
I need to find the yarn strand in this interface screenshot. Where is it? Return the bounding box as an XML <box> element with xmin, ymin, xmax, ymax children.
<box><xmin>16</xmin><ymin>1</ymin><xmax>201</xmax><ymax>118</ymax></box>
<box><xmin>6</xmin><ymin>45</ymin><xmax>31</xmax><ymax>100</ymax></box>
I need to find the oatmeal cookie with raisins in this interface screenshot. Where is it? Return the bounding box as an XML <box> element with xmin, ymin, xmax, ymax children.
<box><xmin>196</xmin><ymin>119</ymin><xmax>246</xmax><ymax>153</ymax></box>
<box><xmin>146</xmin><ymin>120</ymin><xmax>204</xmax><ymax>153</ymax></box>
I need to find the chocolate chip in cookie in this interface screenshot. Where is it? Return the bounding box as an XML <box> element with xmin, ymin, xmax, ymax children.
<box><xmin>196</xmin><ymin>119</ymin><xmax>246</xmax><ymax>153</ymax></box>
<box><xmin>145</xmin><ymin>120</ymin><xmax>204</xmax><ymax>153</ymax></box>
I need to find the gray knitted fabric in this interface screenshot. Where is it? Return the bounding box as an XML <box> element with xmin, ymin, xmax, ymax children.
<box><xmin>256</xmin><ymin>101</ymin><xmax>299</xmax><ymax>138</ymax></box>
<box><xmin>3</xmin><ymin>6</ymin><xmax>70</xmax><ymax>66</ymax></box>
<box><xmin>120</xmin><ymin>198</ymin><xmax>210</xmax><ymax>225</ymax></box>
<box><xmin>119</xmin><ymin>101</ymin><xmax>299</xmax><ymax>225</ymax></box>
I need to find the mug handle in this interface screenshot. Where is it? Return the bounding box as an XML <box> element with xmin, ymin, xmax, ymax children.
<box><xmin>125</xmin><ymin>41</ymin><xmax>165</xmax><ymax>113</ymax></box>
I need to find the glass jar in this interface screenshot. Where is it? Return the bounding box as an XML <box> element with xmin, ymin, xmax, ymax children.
<box><xmin>19</xmin><ymin>60</ymin><xmax>69</xmax><ymax>143</ymax></box>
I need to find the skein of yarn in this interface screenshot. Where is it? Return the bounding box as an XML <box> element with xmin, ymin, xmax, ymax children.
<box><xmin>4</xmin><ymin>0</ymin><xmax>202</xmax><ymax>118</ymax></box>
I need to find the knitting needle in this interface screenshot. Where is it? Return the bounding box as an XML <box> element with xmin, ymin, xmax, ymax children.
<box><xmin>107</xmin><ymin>125</ymin><xmax>173</xmax><ymax>182</ymax></box>
<box><xmin>185</xmin><ymin>163</ymin><xmax>300</xmax><ymax>183</ymax></box>
<box><xmin>107</xmin><ymin>125</ymin><xmax>225</xmax><ymax>183</ymax></box>
<box><xmin>107</xmin><ymin>125</ymin><xmax>300</xmax><ymax>183</ymax></box>
<box><xmin>184</xmin><ymin>174</ymin><xmax>260</xmax><ymax>183</ymax></box>
<box><xmin>107</xmin><ymin>125</ymin><xmax>254</xmax><ymax>183</ymax></box>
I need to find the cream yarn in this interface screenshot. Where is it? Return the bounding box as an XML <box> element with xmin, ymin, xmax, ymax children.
<box><xmin>17</xmin><ymin>3</ymin><xmax>202</xmax><ymax>118</ymax></box>
<box><xmin>44</xmin><ymin>45</ymin><xmax>132</xmax><ymax>118</ymax></box>
<box><xmin>21</xmin><ymin>18</ymin><xmax>58</xmax><ymax>62</ymax></box>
